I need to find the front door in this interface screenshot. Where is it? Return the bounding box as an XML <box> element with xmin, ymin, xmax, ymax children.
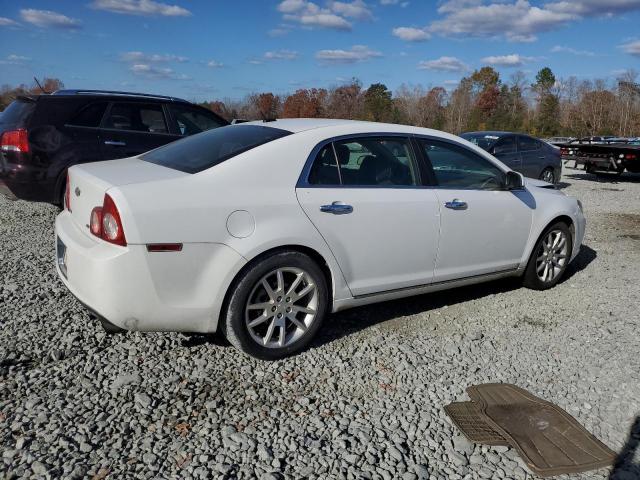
<box><xmin>99</xmin><ymin>102</ymin><xmax>179</xmax><ymax>160</ymax></box>
<box><xmin>296</xmin><ymin>136</ymin><xmax>441</xmax><ymax>296</ymax></box>
<box><xmin>417</xmin><ymin>138</ymin><xmax>533</xmax><ymax>282</ymax></box>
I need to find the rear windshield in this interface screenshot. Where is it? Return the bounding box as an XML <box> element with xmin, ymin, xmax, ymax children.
<box><xmin>142</xmin><ymin>124</ymin><xmax>291</xmax><ymax>173</ymax></box>
<box><xmin>0</xmin><ymin>99</ymin><xmax>36</xmax><ymax>126</ymax></box>
<box><xmin>460</xmin><ymin>133</ymin><xmax>500</xmax><ymax>151</ymax></box>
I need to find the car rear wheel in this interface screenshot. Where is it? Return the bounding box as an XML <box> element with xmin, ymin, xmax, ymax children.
<box><xmin>522</xmin><ymin>222</ymin><xmax>572</xmax><ymax>290</ymax></box>
<box><xmin>222</xmin><ymin>251</ymin><xmax>328</xmax><ymax>360</ymax></box>
<box><xmin>539</xmin><ymin>168</ymin><xmax>556</xmax><ymax>184</ymax></box>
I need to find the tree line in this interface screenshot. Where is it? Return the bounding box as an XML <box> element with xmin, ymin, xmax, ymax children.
<box><xmin>3</xmin><ymin>68</ymin><xmax>639</xmax><ymax>138</ymax></box>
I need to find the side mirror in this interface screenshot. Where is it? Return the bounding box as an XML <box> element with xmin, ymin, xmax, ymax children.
<box><xmin>505</xmin><ymin>171</ymin><xmax>525</xmax><ymax>190</ymax></box>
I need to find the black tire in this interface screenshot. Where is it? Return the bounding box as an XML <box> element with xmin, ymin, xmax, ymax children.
<box><xmin>539</xmin><ymin>167</ymin><xmax>556</xmax><ymax>184</ymax></box>
<box><xmin>222</xmin><ymin>250</ymin><xmax>328</xmax><ymax>360</ymax></box>
<box><xmin>522</xmin><ymin>221</ymin><xmax>572</xmax><ymax>290</ymax></box>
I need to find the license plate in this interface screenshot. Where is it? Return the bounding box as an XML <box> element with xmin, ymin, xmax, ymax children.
<box><xmin>56</xmin><ymin>236</ymin><xmax>68</xmax><ymax>279</ymax></box>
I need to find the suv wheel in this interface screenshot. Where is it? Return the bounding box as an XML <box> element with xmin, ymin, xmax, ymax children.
<box><xmin>222</xmin><ymin>251</ymin><xmax>328</xmax><ymax>360</ymax></box>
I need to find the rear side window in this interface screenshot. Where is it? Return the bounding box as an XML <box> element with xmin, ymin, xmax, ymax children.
<box><xmin>493</xmin><ymin>136</ymin><xmax>516</xmax><ymax>154</ymax></box>
<box><xmin>104</xmin><ymin>103</ymin><xmax>168</xmax><ymax>133</ymax></box>
<box><xmin>169</xmin><ymin>105</ymin><xmax>224</xmax><ymax>136</ymax></box>
<box><xmin>142</xmin><ymin>124</ymin><xmax>291</xmax><ymax>173</ymax></box>
<box><xmin>519</xmin><ymin>136</ymin><xmax>540</xmax><ymax>151</ymax></box>
<box><xmin>0</xmin><ymin>99</ymin><xmax>36</xmax><ymax>126</ymax></box>
<box><xmin>68</xmin><ymin>102</ymin><xmax>108</xmax><ymax>127</ymax></box>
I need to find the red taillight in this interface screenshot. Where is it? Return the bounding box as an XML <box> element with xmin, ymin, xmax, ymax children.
<box><xmin>625</xmin><ymin>153</ymin><xmax>636</xmax><ymax>160</ymax></box>
<box><xmin>89</xmin><ymin>194</ymin><xmax>126</xmax><ymax>246</ymax></box>
<box><xmin>65</xmin><ymin>172</ymin><xmax>71</xmax><ymax>212</ymax></box>
<box><xmin>90</xmin><ymin>207</ymin><xmax>103</xmax><ymax>236</ymax></box>
<box><xmin>0</xmin><ymin>129</ymin><xmax>29</xmax><ymax>153</ymax></box>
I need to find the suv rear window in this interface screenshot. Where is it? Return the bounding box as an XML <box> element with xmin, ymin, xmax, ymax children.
<box><xmin>0</xmin><ymin>99</ymin><xmax>36</xmax><ymax>126</ymax></box>
<box><xmin>142</xmin><ymin>124</ymin><xmax>291</xmax><ymax>173</ymax></box>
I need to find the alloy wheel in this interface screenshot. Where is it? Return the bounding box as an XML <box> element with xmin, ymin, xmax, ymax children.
<box><xmin>535</xmin><ymin>229</ymin><xmax>568</xmax><ymax>283</ymax></box>
<box><xmin>244</xmin><ymin>267</ymin><xmax>318</xmax><ymax>349</ymax></box>
<box><xmin>541</xmin><ymin>169</ymin><xmax>555</xmax><ymax>183</ymax></box>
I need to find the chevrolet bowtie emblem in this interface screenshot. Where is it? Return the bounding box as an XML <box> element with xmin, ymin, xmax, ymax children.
<box><xmin>75</xmin><ymin>187</ymin><xmax>81</xmax><ymax>197</ymax></box>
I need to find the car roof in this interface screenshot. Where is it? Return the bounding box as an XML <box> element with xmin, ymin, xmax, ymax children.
<box><xmin>462</xmin><ymin>131</ymin><xmax>522</xmax><ymax>137</ymax></box>
<box><xmin>244</xmin><ymin>118</ymin><xmax>372</xmax><ymax>133</ymax></box>
<box><xmin>50</xmin><ymin>89</ymin><xmax>189</xmax><ymax>103</ymax></box>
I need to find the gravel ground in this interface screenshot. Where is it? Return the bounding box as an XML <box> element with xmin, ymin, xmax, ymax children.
<box><xmin>1</xmin><ymin>167</ymin><xmax>639</xmax><ymax>480</ymax></box>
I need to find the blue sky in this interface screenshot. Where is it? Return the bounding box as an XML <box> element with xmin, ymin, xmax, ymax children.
<box><xmin>1</xmin><ymin>0</ymin><xmax>639</xmax><ymax>102</ymax></box>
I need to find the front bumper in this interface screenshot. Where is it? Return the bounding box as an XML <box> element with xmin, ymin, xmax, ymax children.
<box><xmin>55</xmin><ymin>211</ymin><xmax>246</xmax><ymax>333</ymax></box>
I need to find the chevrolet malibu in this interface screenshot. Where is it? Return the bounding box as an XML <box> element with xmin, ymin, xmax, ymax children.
<box><xmin>55</xmin><ymin>119</ymin><xmax>585</xmax><ymax>359</ymax></box>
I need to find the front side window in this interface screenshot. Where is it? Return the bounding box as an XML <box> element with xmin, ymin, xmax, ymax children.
<box><xmin>519</xmin><ymin>136</ymin><xmax>540</xmax><ymax>152</ymax></box>
<box><xmin>104</xmin><ymin>103</ymin><xmax>167</xmax><ymax>133</ymax></box>
<box><xmin>419</xmin><ymin>139</ymin><xmax>506</xmax><ymax>190</ymax></box>
<box><xmin>169</xmin><ymin>105</ymin><xmax>225</xmax><ymax>136</ymax></box>
<box><xmin>143</xmin><ymin>124</ymin><xmax>291</xmax><ymax>173</ymax></box>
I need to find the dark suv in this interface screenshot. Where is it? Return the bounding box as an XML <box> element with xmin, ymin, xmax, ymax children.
<box><xmin>0</xmin><ymin>90</ymin><xmax>228</xmax><ymax>205</ymax></box>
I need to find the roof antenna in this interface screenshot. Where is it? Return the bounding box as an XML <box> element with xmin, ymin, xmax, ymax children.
<box><xmin>33</xmin><ymin>76</ymin><xmax>50</xmax><ymax>94</ymax></box>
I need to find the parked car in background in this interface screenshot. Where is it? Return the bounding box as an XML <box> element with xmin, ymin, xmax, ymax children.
<box><xmin>461</xmin><ymin>131</ymin><xmax>562</xmax><ymax>184</ymax></box>
<box><xmin>55</xmin><ymin>119</ymin><xmax>585</xmax><ymax>359</ymax></box>
<box><xmin>543</xmin><ymin>136</ymin><xmax>575</xmax><ymax>146</ymax></box>
<box><xmin>0</xmin><ymin>90</ymin><xmax>228</xmax><ymax>205</ymax></box>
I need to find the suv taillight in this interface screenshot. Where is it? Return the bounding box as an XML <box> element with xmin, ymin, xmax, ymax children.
<box><xmin>89</xmin><ymin>194</ymin><xmax>127</xmax><ymax>246</ymax></box>
<box><xmin>65</xmin><ymin>172</ymin><xmax>71</xmax><ymax>212</ymax></box>
<box><xmin>0</xmin><ymin>129</ymin><xmax>29</xmax><ymax>153</ymax></box>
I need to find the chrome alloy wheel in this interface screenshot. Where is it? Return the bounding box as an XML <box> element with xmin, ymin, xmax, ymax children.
<box><xmin>244</xmin><ymin>267</ymin><xmax>318</xmax><ymax>348</ymax></box>
<box><xmin>535</xmin><ymin>229</ymin><xmax>569</xmax><ymax>283</ymax></box>
<box><xmin>541</xmin><ymin>169</ymin><xmax>555</xmax><ymax>183</ymax></box>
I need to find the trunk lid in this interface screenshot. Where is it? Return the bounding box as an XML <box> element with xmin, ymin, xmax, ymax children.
<box><xmin>67</xmin><ymin>157</ymin><xmax>187</xmax><ymax>234</ymax></box>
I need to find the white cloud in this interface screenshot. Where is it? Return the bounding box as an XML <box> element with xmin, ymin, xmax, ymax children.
<box><xmin>130</xmin><ymin>63</ymin><xmax>190</xmax><ymax>79</ymax></box>
<box><xmin>620</xmin><ymin>39</ymin><xmax>640</xmax><ymax>56</ymax></box>
<box><xmin>316</xmin><ymin>45</ymin><xmax>382</xmax><ymax>64</ymax></box>
<box><xmin>428</xmin><ymin>0</ymin><xmax>640</xmax><ymax>43</ymax></box>
<box><xmin>418</xmin><ymin>56</ymin><xmax>469</xmax><ymax>72</ymax></box>
<box><xmin>0</xmin><ymin>17</ymin><xmax>19</xmax><ymax>27</ymax></box>
<box><xmin>330</xmin><ymin>0</ymin><xmax>373</xmax><ymax>20</ymax></box>
<box><xmin>0</xmin><ymin>54</ymin><xmax>31</xmax><ymax>65</ymax></box>
<box><xmin>277</xmin><ymin>0</ymin><xmax>373</xmax><ymax>30</ymax></box>
<box><xmin>91</xmin><ymin>0</ymin><xmax>191</xmax><ymax>17</ymax></box>
<box><xmin>481</xmin><ymin>53</ymin><xmax>535</xmax><ymax>66</ymax></box>
<box><xmin>380</xmin><ymin>0</ymin><xmax>409</xmax><ymax>5</ymax></box>
<box><xmin>207</xmin><ymin>60</ymin><xmax>224</xmax><ymax>68</ymax></box>
<box><xmin>120</xmin><ymin>51</ymin><xmax>188</xmax><ymax>63</ymax></box>
<box><xmin>20</xmin><ymin>9</ymin><xmax>82</xmax><ymax>29</ymax></box>
<box><xmin>264</xmin><ymin>50</ymin><xmax>299</xmax><ymax>60</ymax></box>
<box><xmin>550</xmin><ymin>45</ymin><xmax>595</xmax><ymax>56</ymax></box>
<box><xmin>392</xmin><ymin>26</ymin><xmax>430</xmax><ymax>41</ymax></box>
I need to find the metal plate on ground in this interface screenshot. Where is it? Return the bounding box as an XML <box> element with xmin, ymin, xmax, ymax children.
<box><xmin>467</xmin><ymin>383</ymin><xmax>615</xmax><ymax>477</ymax></box>
<box><xmin>444</xmin><ymin>401</ymin><xmax>509</xmax><ymax>446</ymax></box>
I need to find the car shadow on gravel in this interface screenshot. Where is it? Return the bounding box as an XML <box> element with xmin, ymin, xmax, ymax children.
<box><xmin>313</xmin><ymin>243</ymin><xmax>598</xmax><ymax>347</ymax></box>
<box><xmin>564</xmin><ymin>172</ymin><xmax>640</xmax><ymax>184</ymax></box>
<box><xmin>609</xmin><ymin>416</ymin><xmax>640</xmax><ymax>479</ymax></box>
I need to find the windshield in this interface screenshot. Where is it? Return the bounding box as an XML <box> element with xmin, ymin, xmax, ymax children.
<box><xmin>460</xmin><ymin>133</ymin><xmax>501</xmax><ymax>151</ymax></box>
<box><xmin>142</xmin><ymin>124</ymin><xmax>291</xmax><ymax>174</ymax></box>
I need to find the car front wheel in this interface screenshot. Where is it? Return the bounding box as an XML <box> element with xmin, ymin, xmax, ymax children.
<box><xmin>522</xmin><ymin>222</ymin><xmax>572</xmax><ymax>290</ymax></box>
<box><xmin>222</xmin><ymin>251</ymin><xmax>328</xmax><ymax>360</ymax></box>
<box><xmin>540</xmin><ymin>168</ymin><xmax>556</xmax><ymax>184</ymax></box>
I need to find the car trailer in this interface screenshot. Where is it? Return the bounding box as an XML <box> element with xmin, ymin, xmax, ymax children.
<box><xmin>559</xmin><ymin>142</ymin><xmax>640</xmax><ymax>175</ymax></box>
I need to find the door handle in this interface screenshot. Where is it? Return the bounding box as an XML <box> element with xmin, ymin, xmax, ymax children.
<box><xmin>104</xmin><ymin>140</ymin><xmax>126</xmax><ymax>146</ymax></box>
<box><xmin>444</xmin><ymin>199</ymin><xmax>468</xmax><ymax>210</ymax></box>
<box><xmin>320</xmin><ymin>201</ymin><xmax>353</xmax><ymax>215</ymax></box>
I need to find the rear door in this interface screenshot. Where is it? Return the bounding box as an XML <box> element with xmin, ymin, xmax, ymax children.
<box><xmin>296</xmin><ymin>135</ymin><xmax>441</xmax><ymax>296</ymax></box>
<box><xmin>491</xmin><ymin>135</ymin><xmax>521</xmax><ymax>172</ymax></box>
<box><xmin>63</xmin><ymin>101</ymin><xmax>109</xmax><ymax>165</ymax></box>
<box><xmin>99</xmin><ymin>102</ymin><xmax>179</xmax><ymax>160</ymax></box>
<box><xmin>518</xmin><ymin>135</ymin><xmax>545</xmax><ymax>178</ymax></box>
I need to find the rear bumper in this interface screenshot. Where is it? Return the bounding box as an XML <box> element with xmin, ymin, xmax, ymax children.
<box><xmin>54</xmin><ymin>211</ymin><xmax>247</xmax><ymax>333</ymax></box>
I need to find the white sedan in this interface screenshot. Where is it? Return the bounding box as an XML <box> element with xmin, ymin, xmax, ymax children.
<box><xmin>55</xmin><ymin>119</ymin><xmax>585</xmax><ymax>359</ymax></box>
